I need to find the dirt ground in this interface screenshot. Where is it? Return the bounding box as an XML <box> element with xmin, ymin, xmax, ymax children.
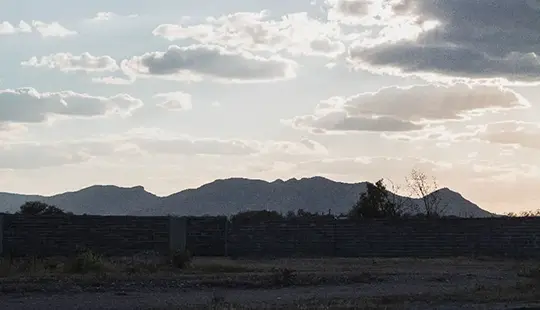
<box><xmin>1</xmin><ymin>256</ymin><xmax>540</xmax><ymax>309</ymax></box>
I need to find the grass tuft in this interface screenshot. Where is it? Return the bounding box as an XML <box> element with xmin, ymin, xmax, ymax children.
<box><xmin>170</xmin><ymin>249</ymin><xmax>193</xmax><ymax>269</ymax></box>
<box><xmin>64</xmin><ymin>249</ymin><xmax>108</xmax><ymax>274</ymax></box>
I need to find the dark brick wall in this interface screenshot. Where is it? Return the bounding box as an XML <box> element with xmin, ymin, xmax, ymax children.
<box><xmin>2</xmin><ymin>214</ymin><xmax>169</xmax><ymax>257</ymax></box>
<box><xmin>3</xmin><ymin>214</ymin><xmax>540</xmax><ymax>259</ymax></box>
<box><xmin>227</xmin><ymin>218</ymin><xmax>336</xmax><ymax>258</ymax></box>
<box><xmin>224</xmin><ymin>217</ymin><xmax>540</xmax><ymax>259</ymax></box>
<box><xmin>185</xmin><ymin>216</ymin><xmax>227</xmax><ymax>256</ymax></box>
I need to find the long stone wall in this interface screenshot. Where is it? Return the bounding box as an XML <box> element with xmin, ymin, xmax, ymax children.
<box><xmin>194</xmin><ymin>217</ymin><xmax>540</xmax><ymax>259</ymax></box>
<box><xmin>2</xmin><ymin>214</ymin><xmax>540</xmax><ymax>259</ymax></box>
<box><xmin>1</xmin><ymin>214</ymin><xmax>170</xmax><ymax>257</ymax></box>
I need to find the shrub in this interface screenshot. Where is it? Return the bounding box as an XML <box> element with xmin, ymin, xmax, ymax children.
<box><xmin>64</xmin><ymin>249</ymin><xmax>106</xmax><ymax>273</ymax></box>
<box><xmin>271</xmin><ymin>268</ymin><xmax>296</xmax><ymax>287</ymax></box>
<box><xmin>519</xmin><ymin>265</ymin><xmax>540</xmax><ymax>281</ymax></box>
<box><xmin>171</xmin><ymin>249</ymin><xmax>192</xmax><ymax>269</ymax></box>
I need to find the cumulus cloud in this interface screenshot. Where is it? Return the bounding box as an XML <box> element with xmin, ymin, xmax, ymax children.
<box><xmin>88</xmin><ymin>12</ymin><xmax>138</xmax><ymax>22</ymax></box>
<box><xmin>153</xmin><ymin>11</ymin><xmax>345</xmax><ymax>58</ymax></box>
<box><xmin>0</xmin><ymin>20</ymin><xmax>75</xmax><ymax>37</ymax></box>
<box><xmin>288</xmin><ymin>83</ymin><xmax>528</xmax><ymax>133</ymax></box>
<box><xmin>91</xmin><ymin>76</ymin><xmax>134</xmax><ymax>85</ymax></box>
<box><xmin>31</xmin><ymin>21</ymin><xmax>76</xmax><ymax>37</ymax></box>
<box><xmin>154</xmin><ymin>92</ymin><xmax>193</xmax><ymax>111</ymax></box>
<box><xmin>0</xmin><ymin>21</ymin><xmax>31</xmax><ymax>34</ymax></box>
<box><xmin>121</xmin><ymin>45</ymin><xmax>297</xmax><ymax>83</ymax></box>
<box><xmin>0</xmin><ymin>88</ymin><xmax>142</xmax><ymax>124</ymax></box>
<box><xmin>336</xmin><ymin>0</ymin><xmax>540</xmax><ymax>83</ymax></box>
<box><xmin>22</xmin><ymin>53</ymin><xmax>119</xmax><ymax>73</ymax></box>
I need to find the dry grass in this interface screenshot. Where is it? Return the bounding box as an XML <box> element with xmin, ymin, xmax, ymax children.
<box><xmin>0</xmin><ymin>254</ymin><xmax>533</xmax><ymax>281</ymax></box>
<box><xmin>0</xmin><ymin>254</ymin><xmax>533</xmax><ymax>278</ymax></box>
<box><xmin>143</xmin><ymin>281</ymin><xmax>540</xmax><ymax>310</ymax></box>
<box><xmin>1</xmin><ymin>254</ymin><xmax>539</xmax><ymax>309</ymax></box>
<box><xmin>0</xmin><ymin>251</ymin><xmax>263</xmax><ymax>278</ymax></box>
<box><xmin>145</xmin><ymin>287</ymin><xmax>540</xmax><ymax>310</ymax></box>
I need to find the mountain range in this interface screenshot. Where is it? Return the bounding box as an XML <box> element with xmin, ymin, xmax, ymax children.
<box><xmin>0</xmin><ymin>176</ymin><xmax>495</xmax><ymax>217</ymax></box>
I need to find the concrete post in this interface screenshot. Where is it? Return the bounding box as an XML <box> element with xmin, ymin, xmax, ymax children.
<box><xmin>169</xmin><ymin>216</ymin><xmax>187</xmax><ymax>254</ymax></box>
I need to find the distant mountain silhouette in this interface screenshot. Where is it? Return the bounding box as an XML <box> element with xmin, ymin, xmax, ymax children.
<box><xmin>0</xmin><ymin>177</ymin><xmax>495</xmax><ymax>217</ymax></box>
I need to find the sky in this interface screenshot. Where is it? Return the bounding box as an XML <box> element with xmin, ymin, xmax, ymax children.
<box><xmin>1</xmin><ymin>0</ymin><xmax>540</xmax><ymax>214</ymax></box>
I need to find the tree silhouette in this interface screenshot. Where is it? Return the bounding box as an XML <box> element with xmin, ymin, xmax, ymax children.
<box><xmin>405</xmin><ymin>169</ymin><xmax>446</xmax><ymax>218</ymax></box>
<box><xmin>348</xmin><ymin>179</ymin><xmax>402</xmax><ymax>219</ymax></box>
<box><xmin>17</xmin><ymin>201</ymin><xmax>70</xmax><ymax>215</ymax></box>
<box><xmin>230</xmin><ymin>210</ymin><xmax>283</xmax><ymax>223</ymax></box>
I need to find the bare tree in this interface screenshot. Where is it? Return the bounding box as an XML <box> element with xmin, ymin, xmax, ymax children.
<box><xmin>405</xmin><ymin>169</ymin><xmax>447</xmax><ymax>218</ymax></box>
<box><xmin>384</xmin><ymin>178</ymin><xmax>415</xmax><ymax>215</ymax></box>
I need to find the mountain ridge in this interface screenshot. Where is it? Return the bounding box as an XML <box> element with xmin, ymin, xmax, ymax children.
<box><xmin>0</xmin><ymin>176</ymin><xmax>495</xmax><ymax>218</ymax></box>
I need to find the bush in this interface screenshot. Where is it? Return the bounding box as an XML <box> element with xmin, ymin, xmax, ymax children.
<box><xmin>519</xmin><ymin>265</ymin><xmax>540</xmax><ymax>281</ymax></box>
<box><xmin>171</xmin><ymin>249</ymin><xmax>192</xmax><ymax>269</ymax></box>
<box><xmin>271</xmin><ymin>268</ymin><xmax>296</xmax><ymax>287</ymax></box>
<box><xmin>64</xmin><ymin>249</ymin><xmax>106</xmax><ymax>273</ymax></box>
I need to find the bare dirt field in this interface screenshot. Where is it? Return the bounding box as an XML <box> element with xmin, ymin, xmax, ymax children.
<box><xmin>1</xmin><ymin>255</ymin><xmax>540</xmax><ymax>309</ymax></box>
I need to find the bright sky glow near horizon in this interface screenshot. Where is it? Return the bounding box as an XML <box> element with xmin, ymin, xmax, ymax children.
<box><xmin>2</xmin><ymin>0</ymin><xmax>540</xmax><ymax>214</ymax></box>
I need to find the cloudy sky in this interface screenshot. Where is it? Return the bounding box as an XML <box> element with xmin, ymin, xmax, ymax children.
<box><xmin>1</xmin><ymin>0</ymin><xmax>540</xmax><ymax>214</ymax></box>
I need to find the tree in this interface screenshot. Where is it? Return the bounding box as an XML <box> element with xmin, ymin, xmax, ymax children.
<box><xmin>230</xmin><ymin>210</ymin><xmax>283</xmax><ymax>223</ymax></box>
<box><xmin>17</xmin><ymin>201</ymin><xmax>69</xmax><ymax>216</ymax></box>
<box><xmin>506</xmin><ymin>210</ymin><xmax>540</xmax><ymax>218</ymax></box>
<box><xmin>384</xmin><ymin>178</ymin><xmax>415</xmax><ymax>215</ymax></box>
<box><xmin>348</xmin><ymin>179</ymin><xmax>402</xmax><ymax>219</ymax></box>
<box><xmin>405</xmin><ymin>169</ymin><xmax>447</xmax><ymax>218</ymax></box>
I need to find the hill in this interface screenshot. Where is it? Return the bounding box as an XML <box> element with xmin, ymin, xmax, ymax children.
<box><xmin>0</xmin><ymin>176</ymin><xmax>495</xmax><ymax>217</ymax></box>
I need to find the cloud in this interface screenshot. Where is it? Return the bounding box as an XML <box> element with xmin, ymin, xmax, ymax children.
<box><xmin>468</xmin><ymin>121</ymin><xmax>540</xmax><ymax>150</ymax></box>
<box><xmin>287</xmin><ymin>83</ymin><xmax>527</xmax><ymax>133</ymax></box>
<box><xmin>31</xmin><ymin>21</ymin><xmax>76</xmax><ymax>37</ymax></box>
<box><xmin>289</xmin><ymin>112</ymin><xmax>423</xmax><ymax>133</ymax></box>
<box><xmin>337</xmin><ymin>0</ymin><xmax>540</xmax><ymax>83</ymax></box>
<box><xmin>153</xmin><ymin>11</ymin><xmax>345</xmax><ymax>58</ymax></box>
<box><xmin>0</xmin><ymin>143</ymin><xmax>91</xmax><ymax>170</ymax></box>
<box><xmin>91</xmin><ymin>76</ymin><xmax>134</xmax><ymax>85</ymax></box>
<box><xmin>293</xmin><ymin>156</ymin><xmax>451</xmax><ymax>181</ymax></box>
<box><xmin>257</xmin><ymin>138</ymin><xmax>329</xmax><ymax>157</ymax></box>
<box><xmin>0</xmin><ymin>136</ymin><xmax>256</xmax><ymax>170</ymax></box>
<box><xmin>0</xmin><ymin>127</ymin><xmax>327</xmax><ymax>170</ymax></box>
<box><xmin>22</xmin><ymin>53</ymin><xmax>119</xmax><ymax>73</ymax></box>
<box><xmin>0</xmin><ymin>20</ymin><xmax>75</xmax><ymax>37</ymax></box>
<box><xmin>126</xmin><ymin>128</ymin><xmax>327</xmax><ymax>158</ymax></box>
<box><xmin>121</xmin><ymin>44</ymin><xmax>297</xmax><ymax>83</ymax></box>
<box><xmin>0</xmin><ymin>123</ymin><xmax>28</xmax><ymax>141</ymax></box>
<box><xmin>154</xmin><ymin>92</ymin><xmax>193</xmax><ymax>111</ymax></box>
<box><xmin>131</xmin><ymin>137</ymin><xmax>257</xmax><ymax>157</ymax></box>
<box><xmin>0</xmin><ymin>21</ymin><xmax>31</xmax><ymax>34</ymax></box>
<box><xmin>385</xmin><ymin>120</ymin><xmax>540</xmax><ymax>148</ymax></box>
<box><xmin>0</xmin><ymin>88</ymin><xmax>142</xmax><ymax>124</ymax></box>
<box><xmin>88</xmin><ymin>12</ymin><xmax>138</xmax><ymax>22</ymax></box>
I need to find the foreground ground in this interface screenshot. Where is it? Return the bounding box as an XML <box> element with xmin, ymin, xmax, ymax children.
<box><xmin>1</xmin><ymin>255</ymin><xmax>540</xmax><ymax>309</ymax></box>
